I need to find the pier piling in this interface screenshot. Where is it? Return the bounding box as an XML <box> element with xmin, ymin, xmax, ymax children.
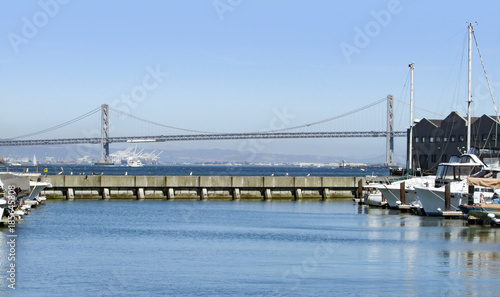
<box><xmin>233</xmin><ymin>188</ymin><xmax>241</xmax><ymax>200</ymax></box>
<box><xmin>137</xmin><ymin>188</ymin><xmax>145</xmax><ymax>200</ymax></box>
<box><xmin>66</xmin><ymin>188</ymin><xmax>74</xmax><ymax>200</ymax></box>
<box><xmin>400</xmin><ymin>182</ymin><xmax>406</xmax><ymax>205</ymax></box>
<box><xmin>357</xmin><ymin>180</ymin><xmax>363</xmax><ymax>198</ymax></box>
<box><xmin>103</xmin><ymin>188</ymin><xmax>110</xmax><ymax>200</ymax></box>
<box><xmin>167</xmin><ymin>188</ymin><xmax>174</xmax><ymax>200</ymax></box>
<box><xmin>295</xmin><ymin>189</ymin><xmax>303</xmax><ymax>201</ymax></box>
<box><xmin>445</xmin><ymin>184</ymin><xmax>451</xmax><ymax>211</ymax></box>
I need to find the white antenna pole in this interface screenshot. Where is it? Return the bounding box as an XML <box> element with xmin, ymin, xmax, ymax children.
<box><xmin>467</xmin><ymin>23</ymin><xmax>472</xmax><ymax>152</ymax></box>
<box><xmin>408</xmin><ymin>62</ymin><xmax>414</xmax><ymax>173</ymax></box>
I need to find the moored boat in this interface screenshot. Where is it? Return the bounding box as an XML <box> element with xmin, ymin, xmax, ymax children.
<box><xmin>460</xmin><ymin>203</ymin><xmax>500</xmax><ymax>225</ymax></box>
<box><xmin>407</xmin><ymin>24</ymin><xmax>500</xmax><ymax>217</ymax></box>
<box><xmin>413</xmin><ymin>155</ymin><xmax>493</xmax><ymax>216</ymax></box>
<box><xmin>378</xmin><ymin>176</ymin><xmax>435</xmax><ymax>210</ymax></box>
<box><xmin>459</xmin><ymin>176</ymin><xmax>500</xmax><ymax>225</ymax></box>
<box><xmin>363</xmin><ymin>185</ymin><xmax>387</xmax><ymax>207</ymax></box>
<box><xmin>460</xmin><ymin>203</ymin><xmax>500</xmax><ymax>216</ymax></box>
<box><xmin>0</xmin><ymin>172</ymin><xmax>51</xmax><ymax>226</ymax></box>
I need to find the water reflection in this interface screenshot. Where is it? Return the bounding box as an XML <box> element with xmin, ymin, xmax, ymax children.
<box><xmin>459</xmin><ymin>227</ymin><xmax>500</xmax><ymax>243</ymax></box>
<box><xmin>436</xmin><ymin>244</ymin><xmax>500</xmax><ymax>296</ymax></box>
<box><xmin>360</xmin><ymin>203</ymin><xmax>500</xmax><ymax>296</ymax></box>
<box><xmin>3</xmin><ymin>200</ymin><xmax>500</xmax><ymax>296</ymax></box>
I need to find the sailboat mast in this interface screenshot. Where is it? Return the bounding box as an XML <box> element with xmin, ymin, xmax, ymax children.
<box><xmin>408</xmin><ymin>62</ymin><xmax>414</xmax><ymax>173</ymax></box>
<box><xmin>467</xmin><ymin>23</ymin><xmax>473</xmax><ymax>152</ymax></box>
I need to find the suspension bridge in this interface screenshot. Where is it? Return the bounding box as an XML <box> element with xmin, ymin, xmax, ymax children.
<box><xmin>0</xmin><ymin>95</ymin><xmax>413</xmax><ymax>164</ymax></box>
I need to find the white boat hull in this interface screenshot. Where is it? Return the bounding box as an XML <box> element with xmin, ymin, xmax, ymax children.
<box><xmin>378</xmin><ymin>186</ymin><xmax>416</xmax><ymax>208</ymax></box>
<box><xmin>363</xmin><ymin>192</ymin><xmax>387</xmax><ymax>207</ymax></box>
<box><xmin>378</xmin><ymin>176</ymin><xmax>435</xmax><ymax>208</ymax></box>
<box><xmin>29</xmin><ymin>181</ymin><xmax>52</xmax><ymax>200</ymax></box>
<box><xmin>414</xmin><ymin>185</ymin><xmax>465</xmax><ymax>216</ymax></box>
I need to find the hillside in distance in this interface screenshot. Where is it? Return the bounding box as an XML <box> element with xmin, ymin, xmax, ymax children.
<box><xmin>0</xmin><ymin>145</ymin><xmax>388</xmax><ymax>165</ymax></box>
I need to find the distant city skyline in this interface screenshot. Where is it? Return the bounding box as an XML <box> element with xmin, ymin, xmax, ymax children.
<box><xmin>2</xmin><ymin>1</ymin><xmax>500</xmax><ymax>163</ymax></box>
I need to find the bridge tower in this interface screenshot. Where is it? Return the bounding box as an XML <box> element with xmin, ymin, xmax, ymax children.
<box><xmin>386</xmin><ymin>95</ymin><xmax>395</xmax><ymax>166</ymax></box>
<box><xmin>97</xmin><ymin>104</ymin><xmax>112</xmax><ymax>164</ymax></box>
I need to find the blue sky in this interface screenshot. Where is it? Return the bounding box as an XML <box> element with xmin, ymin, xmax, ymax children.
<box><xmin>1</xmin><ymin>0</ymin><xmax>500</xmax><ymax>163</ymax></box>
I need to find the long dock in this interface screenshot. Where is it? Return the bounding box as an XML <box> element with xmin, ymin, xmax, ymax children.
<box><xmin>40</xmin><ymin>175</ymin><xmax>367</xmax><ymax>200</ymax></box>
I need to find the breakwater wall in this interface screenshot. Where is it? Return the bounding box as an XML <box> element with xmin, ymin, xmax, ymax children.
<box><xmin>40</xmin><ymin>175</ymin><xmax>368</xmax><ymax>200</ymax></box>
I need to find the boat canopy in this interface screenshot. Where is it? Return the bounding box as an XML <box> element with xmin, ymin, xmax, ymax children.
<box><xmin>467</xmin><ymin>177</ymin><xmax>500</xmax><ymax>188</ymax></box>
<box><xmin>436</xmin><ymin>163</ymin><xmax>483</xmax><ymax>181</ymax></box>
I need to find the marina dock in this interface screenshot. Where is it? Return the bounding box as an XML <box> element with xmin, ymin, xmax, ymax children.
<box><xmin>40</xmin><ymin>175</ymin><xmax>368</xmax><ymax>200</ymax></box>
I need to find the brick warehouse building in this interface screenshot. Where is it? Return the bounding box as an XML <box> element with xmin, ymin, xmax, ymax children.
<box><xmin>410</xmin><ymin>111</ymin><xmax>500</xmax><ymax>172</ymax></box>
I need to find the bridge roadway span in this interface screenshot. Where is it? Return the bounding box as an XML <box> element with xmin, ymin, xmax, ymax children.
<box><xmin>40</xmin><ymin>175</ymin><xmax>370</xmax><ymax>200</ymax></box>
<box><xmin>0</xmin><ymin>131</ymin><xmax>406</xmax><ymax>146</ymax></box>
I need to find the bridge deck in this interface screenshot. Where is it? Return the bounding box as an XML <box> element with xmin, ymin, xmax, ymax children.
<box><xmin>0</xmin><ymin>131</ymin><xmax>406</xmax><ymax>146</ymax></box>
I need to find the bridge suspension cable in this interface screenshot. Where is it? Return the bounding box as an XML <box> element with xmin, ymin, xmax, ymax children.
<box><xmin>105</xmin><ymin>98</ymin><xmax>387</xmax><ymax>134</ymax></box>
<box><xmin>109</xmin><ymin>106</ymin><xmax>214</xmax><ymax>134</ymax></box>
<box><xmin>8</xmin><ymin>106</ymin><xmax>102</xmax><ymax>139</ymax></box>
<box><xmin>392</xmin><ymin>98</ymin><xmax>445</xmax><ymax>117</ymax></box>
<box><xmin>6</xmin><ymin>96</ymin><xmax>406</xmax><ymax>142</ymax></box>
<box><xmin>267</xmin><ymin>97</ymin><xmax>388</xmax><ymax>132</ymax></box>
<box><xmin>109</xmin><ymin>97</ymin><xmax>389</xmax><ymax>134</ymax></box>
<box><xmin>108</xmin><ymin>97</ymin><xmax>394</xmax><ymax>134</ymax></box>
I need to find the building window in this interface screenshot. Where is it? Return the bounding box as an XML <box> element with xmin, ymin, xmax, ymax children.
<box><xmin>436</xmin><ymin>136</ymin><xmax>441</xmax><ymax>142</ymax></box>
<box><xmin>443</xmin><ymin>136</ymin><xmax>448</xmax><ymax>142</ymax></box>
<box><xmin>431</xmin><ymin>154</ymin><xmax>437</xmax><ymax>162</ymax></box>
<box><xmin>492</xmin><ymin>134</ymin><xmax>496</xmax><ymax>141</ymax></box>
<box><xmin>421</xmin><ymin>136</ymin><xmax>426</xmax><ymax>143</ymax></box>
<box><xmin>450</xmin><ymin>135</ymin><xmax>456</xmax><ymax>142</ymax></box>
<box><xmin>483</xmin><ymin>134</ymin><xmax>488</xmax><ymax>141</ymax></box>
<box><xmin>473</xmin><ymin>134</ymin><xmax>478</xmax><ymax>142</ymax></box>
<box><xmin>442</xmin><ymin>154</ymin><xmax>448</xmax><ymax>162</ymax></box>
<box><xmin>459</xmin><ymin>135</ymin><xmax>465</xmax><ymax>142</ymax></box>
<box><xmin>415</xmin><ymin>137</ymin><xmax>419</xmax><ymax>143</ymax></box>
<box><xmin>430</xmin><ymin>136</ymin><xmax>435</xmax><ymax>143</ymax></box>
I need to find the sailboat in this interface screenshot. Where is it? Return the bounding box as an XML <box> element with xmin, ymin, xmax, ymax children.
<box><xmin>379</xmin><ymin>24</ymin><xmax>496</xmax><ymax>214</ymax></box>
<box><xmin>32</xmin><ymin>154</ymin><xmax>37</xmax><ymax>166</ymax></box>
<box><xmin>372</xmin><ymin>63</ymin><xmax>435</xmax><ymax>210</ymax></box>
<box><xmin>414</xmin><ymin>24</ymin><xmax>500</xmax><ymax>216</ymax></box>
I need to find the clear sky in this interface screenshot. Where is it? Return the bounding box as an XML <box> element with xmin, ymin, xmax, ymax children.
<box><xmin>1</xmin><ymin>0</ymin><xmax>500</xmax><ymax>164</ymax></box>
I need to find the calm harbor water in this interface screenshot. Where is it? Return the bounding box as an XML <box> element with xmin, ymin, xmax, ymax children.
<box><xmin>1</xmin><ymin>165</ymin><xmax>499</xmax><ymax>296</ymax></box>
<box><xmin>1</xmin><ymin>200</ymin><xmax>500</xmax><ymax>296</ymax></box>
<box><xmin>1</xmin><ymin>163</ymin><xmax>389</xmax><ymax>177</ymax></box>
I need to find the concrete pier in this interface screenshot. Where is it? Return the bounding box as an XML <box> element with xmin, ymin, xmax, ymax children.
<box><xmin>40</xmin><ymin>175</ymin><xmax>367</xmax><ymax>201</ymax></box>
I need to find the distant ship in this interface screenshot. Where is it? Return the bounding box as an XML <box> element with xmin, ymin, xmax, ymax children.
<box><xmin>339</xmin><ymin>160</ymin><xmax>347</xmax><ymax>168</ymax></box>
<box><xmin>127</xmin><ymin>159</ymin><xmax>144</xmax><ymax>167</ymax></box>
